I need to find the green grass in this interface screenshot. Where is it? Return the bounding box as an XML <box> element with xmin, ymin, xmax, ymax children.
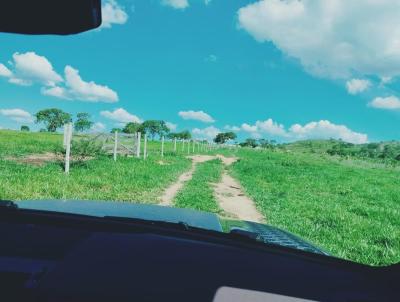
<box><xmin>174</xmin><ymin>159</ymin><xmax>223</xmax><ymax>213</ymax></box>
<box><xmin>0</xmin><ymin>130</ymin><xmax>191</xmax><ymax>203</ymax></box>
<box><xmin>0</xmin><ymin>130</ymin><xmax>62</xmax><ymax>157</ymax></box>
<box><xmin>231</xmin><ymin>149</ymin><xmax>400</xmax><ymax>266</ymax></box>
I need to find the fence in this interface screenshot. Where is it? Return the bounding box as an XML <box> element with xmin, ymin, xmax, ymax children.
<box><xmin>62</xmin><ymin>124</ymin><xmax>220</xmax><ymax>174</ymax></box>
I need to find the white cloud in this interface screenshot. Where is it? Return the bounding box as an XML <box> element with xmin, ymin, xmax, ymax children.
<box><xmin>91</xmin><ymin>122</ymin><xmax>106</xmax><ymax>133</ymax></box>
<box><xmin>41</xmin><ymin>86</ymin><xmax>70</xmax><ymax>100</ymax></box>
<box><xmin>101</xmin><ymin>0</ymin><xmax>128</xmax><ymax>28</ymax></box>
<box><xmin>205</xmin><ymin>0</ymin><xmax>212</xmax><ymax>5</ymax></box>
<box><xmin>0</xmin><ymin>108</ymin><xmax>34</xmax><ymax>123</ymax></box>
<box><xmin>162</xmin><ymin>0</ymin><xmax>189</xmax><ymax>10</ymax></box>
<box><xmin>238</xmin><ymin>0</ymin><xmax>400</xmax><ymax>79</ymax></box>
<box><xmin>288</xmin><ymin>120</ymin><xmax>368</xmax><ymax>144</ymax></box>
<box><xmin>192</xmin><ymin>126</ymin><xmax>220</xmax><ymax>140</ymax></box>
<box><xmin>166</xmin><ymin>122</ymin><xmax>177</xmax><ymax>131</ymax></box>
<box><xmin>346</xmin><ymin>79</ymin><xmax>371</xmax><ymax>95</ymax></box>
<box><xmin>369</xmin><ymin>96</ymin><xmax>400</xmax><ymax>110</ymax></box>
<box><xmin>8</xmin><ymin>52</ymin><xmax>63</xmax><ymax>86</ymax></box>
<box><xmin>0</xmin><ymin>63</ymin><xmax>12</xmax><ymax>78</ymax></box>
<box><xmin>234</xmin><ymin>117</ymin><xmax>368</xmax><ymax>144</ymax></box>
<box><xmin>60</xmin><ymin>66</ymin><xmax>118</xmax><ymax>103</ymax></box>
<box><xmin>178</xmin><ymin>110</ymin><xmax>215</xmax><ymax>123</ymax></box>
<box><xmin>224</xmin><ymin>125</ymin><xmax>240</xmax><ymax>132</ymax></box>
<box><xmin>204</xmin><ymin>54</ymin><xmax>218</xmax><ymax>63</ymax></box>
<box><xmin>100</xmin><ymin>108</ymin><xmax>142</xmax><ymax>124</ymax></box>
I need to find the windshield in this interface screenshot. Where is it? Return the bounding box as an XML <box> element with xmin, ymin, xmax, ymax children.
<box><xmin>0</xmin><ymin>0</ymin><xmax>399</xmax><ymax>267</ymax></box>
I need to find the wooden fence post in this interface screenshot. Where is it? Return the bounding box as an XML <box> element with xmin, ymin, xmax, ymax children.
<box><xmin>192</xmin><ymin>140</ymin><xmax>195</xmax><ymax>153</ymax></box>
<box><xmin>161</xmin><ymin>136</ymin><xmax>165</xmax><ymax>157</ymax></box>
<box><xmin>182</xmin><ymin>139</ymin><xmax>185</xmax><ymax>152</ymax></box>
<box><xmin>136</xmin><ymin>132</ymin><xmax>141</xmax><ymax>158</ymax></box>
<box><xmin>144</xmin><ymin>134</ymin><xmax>148</xmax><ymax>160</ymax></box>
<box><xmin>64</xmin><ymin>123</ymin><xmax>73</xmax><ymax>174</ymax></box>
<box><xmin>113</xmin><ymin>131</ymin><xmax>118</xmax><ymax>161</ymax></box>
<box><xmin>174</xmin><ymin>138</ymin><xmax>177</xmax><ymax>153</ymax></box>
<box><xmin>187</xmin><ymin>140</ymin><xmax>190</xmax><ymax>154</ymax></box>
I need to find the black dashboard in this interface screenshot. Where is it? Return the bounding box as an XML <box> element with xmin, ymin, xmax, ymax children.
<box><xmin>0</xmin><ymin>205</ymin><xmax>398</xmax><ymax>302</ymax></box>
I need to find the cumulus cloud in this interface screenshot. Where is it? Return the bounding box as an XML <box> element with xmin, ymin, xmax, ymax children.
<box><xmin>166</xmin><ymin>122</ymin><xmax>177</xmax><ymax>131</ymax></box>
<box><xmin>238</xmin><ymin>0</ymin><xmax>400</xmax><ymax>80</ymax></box>
<box><xmin>232</xmin><ymin>118</ymin><xmax>368</xmax><ymax>144</ymax></box>
<box><xmin>346</xmin><ymin>79</ymin><xmax>371</xmax><ymax>95</ymax></box>
<box><xmin>162</xmin><ymin>0</ymin><xmax>189</xmax><ymax>10</ymax></box>
<box><xmin>0</xmin><ymin>63</ymin><xmax>12</xmax><ymax>77</ymax></box>
<box><xmin>100</xmin><ymin>108</ymin><xmax>142</xmax><ymax>124</ymax></box>
<box><xmin>0</xmin><ymin>108</ymin><xmax>34</xmax><ymax>123</ymax></box>
<box><xmin>1</xmin><ymin>52</ymin><xmax>62</xmax><ymax>86</ymax></box>
<box><xmin>288</xmin><ymin>120</ymin><xmax>368</xmax><ymax>144</ymax></box>
<box><xmin>192</xmin><ymin>126</ymin><xmax>220</xmax><ymax>140</ymax></box>
<box><xmin>101</xmin><ymin>0</ymin><xmax>128</xmax><ymax>28</ymax></box>
<box><xmin>91</xmin><ymin>122</ymin><xmax>106</xmax><ymax>133</ymax></box>
<box><xmin>62</xmin><ymin>66</ymin><xmax>118</xmax><ymax>103</ymax></box>
<box><xmin>369</xmin><ymin>96</ymin><xmax>400</xmax><ymax>110</ymax></box>
<box><xmin>178</xmin><ymin>110</ymin><xmax>215</xmax><ymax>123</ymax></box>
<box><xmin>224</xmin><ymin>125</ymin><xmax>241</xmax><ymax>132</ymax></box>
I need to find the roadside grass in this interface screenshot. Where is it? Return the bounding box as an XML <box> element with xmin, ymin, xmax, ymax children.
<box><xmin>0</xmin><ymin>130</ymin><xmax>62</xmax><ymax>157</ymax></box>
<box><xmin>0</xmin><ymin>130</ymin><xmax>192</xmax><ymax>202</ymax></box>
<box><xmin>174</xmin><ymin>159</ymin><xmax>224</xmax><ymax>213</ymax></box>
<box><xmin>231</xmin><ymin>149</ymin><xmax>400</xmax><ymax>266</ymax></box>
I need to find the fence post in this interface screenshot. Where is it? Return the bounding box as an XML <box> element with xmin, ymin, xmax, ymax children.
<box><xmin>192</xmin><ymin>140</ymin><xmax>195</xmax><ymax>153</ymax></box>
<box><xmin>187</xmin><ymin>140</ymin><xmax>190</xmax><ymax>154</ymax></box>
<box><xmin>64</xmin><ymin>123</ymin><xmax>72</xmax><ymax>174</ymax></box>
<box><xmin>182</xmin><ymin>139</ymin><xmax>185</xmax><ymax>152</ymax></box>
<box><xmin>144</xmin><ymin>134</ymin><xmax>148</xmax><ymax>160</ymax></box>
<box><xmin>161</xmin><ymin>136</ymin><xmax>165</xmax><ymax>157</ymax></box>
<box><xmin>113</xmin><ymin>131</ymin><xmax>118</xmax><ymax>161</ymax></box>
<box><xmin>136</xmin><ymin>132</ymin><xmax>141</xmax><ymax>158</ymax></box>
<box><xmin>174</xmin><ymin>138</ymin><xmax>177</xmax><ymax>153</ymax></box>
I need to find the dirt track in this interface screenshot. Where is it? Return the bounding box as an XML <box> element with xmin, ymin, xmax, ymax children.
<box><xmin>159</xmin><ymin>154</ymin><xmax>264</xmax><ymax>223</ymax></box>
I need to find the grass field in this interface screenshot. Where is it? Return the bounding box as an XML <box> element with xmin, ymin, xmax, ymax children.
<box><xmin>0</xmin><ymin>130</ymin><xmax>191</xmax><ymax>202</ymax></box>
<box><xmin>174</xmin><ymin>159</ymin><xmax>223</xmax><ymax>213</ymax></box>
<box><xmin>230</xmin><ymin>149</ymin><xmax>400</xmax><ymax>266</ymax></box>
<box><xmin>1</xmin><ymin>129</ymin><xmax>399</xmax><ymax>266</ymax></box>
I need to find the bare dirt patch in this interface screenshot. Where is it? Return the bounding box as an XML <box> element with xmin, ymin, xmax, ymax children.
<box><xmin>214</xmin><ymin>172</ymin><xmax>264</xmax><ymax>223</ymax></box>
<box><xmin>5</xmin><ymin>152</ymin><xmax>62</xmax><ymax>166</ymax></box>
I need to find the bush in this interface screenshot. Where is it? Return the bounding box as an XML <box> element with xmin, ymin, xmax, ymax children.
<box><xmin>20</xmin><ymin>125</ymin><xmax>30</xmax><ymax>132</ymax></box>
<box><xmin>71</xmin><ymin>138</ymin><xmax>105</xmax><ymax>161</ymax></box>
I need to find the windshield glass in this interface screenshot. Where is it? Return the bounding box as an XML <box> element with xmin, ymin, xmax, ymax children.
<box><xmin>0</xmin><ymin>0</ymin><xmax>399</xmax><ymax>267</ymax></box>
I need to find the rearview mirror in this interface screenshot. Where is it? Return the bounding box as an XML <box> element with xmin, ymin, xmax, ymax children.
<box><xmin>0</xmin><ymin>0</ymin><xmax>102</xmax><ymax>35</ymax></box>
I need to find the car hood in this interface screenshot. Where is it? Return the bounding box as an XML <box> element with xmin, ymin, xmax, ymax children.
<box><xmin>15</xmin><ymin>199</ymin><xmax>223</xmax><ymax>232</ymax></box>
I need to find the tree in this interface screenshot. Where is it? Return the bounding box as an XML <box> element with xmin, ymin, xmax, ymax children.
<box><xmin>35</xmin><ymin>108</ymin><xmax>72</xmax><ymax>132</ymax></box>
<box><xmin>122</xmin><ymin>122</ymin><xmax>143</xmax><ymax>134</ymax></box>
<box><xmin>20</xmin><ymin>125</ymin><xmax>30</xmax><ymax>132</ymax></box>
<box><xmin>141</xmin><ymin>120</ymin><xmax>170</xmax><ymax>140</ymax></box>
<box><xmin>239</xmin><ymin>138</ymin><xmax>258</xmax><ymax>148</ymax></box>
<box><xmin>74</xmin><ymin>112</ymin><xmax>93</xmax><ymax>132</ymax></box>
<box><xmin>110</xmin><ymin>128</ymin><xmax>122</xmax><ymax>133</ymax></box>
<box><xmin>214</xmin><ymin>132</ymin><xmax>237</xmax><ymax>144</ymax></box>
<box><xmin>167</xmin><ymin>130</ymin><xmax>192</xmax><ymax>140</ymax></box>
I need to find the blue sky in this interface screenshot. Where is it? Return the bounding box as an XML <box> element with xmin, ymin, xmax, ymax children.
<box><xmin>1</xmin><ymin>0</ymin><xmax>400</xmax><ymax>143</ymax></box>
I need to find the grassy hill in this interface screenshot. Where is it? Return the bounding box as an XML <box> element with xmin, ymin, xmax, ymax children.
<box><xmin>1</xmin><ymin>130</ymin><xmax>399</xmax><ymax>266</ymax></box>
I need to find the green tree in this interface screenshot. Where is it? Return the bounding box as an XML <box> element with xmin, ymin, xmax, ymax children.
<box><xmin>239</xmin><ymin>138</ymin><xmax>258</xmax><ymax>148</ymax></box>
<box><xmin>35</xmin><ymin>108</ymin><xmax>72</xmax><ymax>132</ymax></box>
<box><xmin>214</xmin><ymin>132</ymin><xmax>237</xmax><ymax>144</ymax></box>
<box><xmin>141</xmin><ymin>120</ymin><xmax>169</xmax><ymax>140</ymax></box>
<box><xmin>122</xmin><ymin>122</ymin><xmax>143</xmax><ymax>134</ymax></box>
<box><xmin>20</xmin><ymin>125</ymin><xmax>30</xmax><ymax>132</ymax></box>
<box><xmin>74</xmin><ymin>112</ymin><xmax>93</xmax><ymax>132</ymax></box>
<box><xmin>110</xmin><ymin>128</ymin><xmax>122</xmax><ymax>133</ymax></box>
<box><xmin>167</xmin><ymin>130</ymin><xmax>192</xmax><ymax>140</ymax></box>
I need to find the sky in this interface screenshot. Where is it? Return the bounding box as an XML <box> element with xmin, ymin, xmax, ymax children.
<box><xmin>1</xmin><ymin>0</ymin><xmax>400</xmax><ymax>143</ymax></box>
